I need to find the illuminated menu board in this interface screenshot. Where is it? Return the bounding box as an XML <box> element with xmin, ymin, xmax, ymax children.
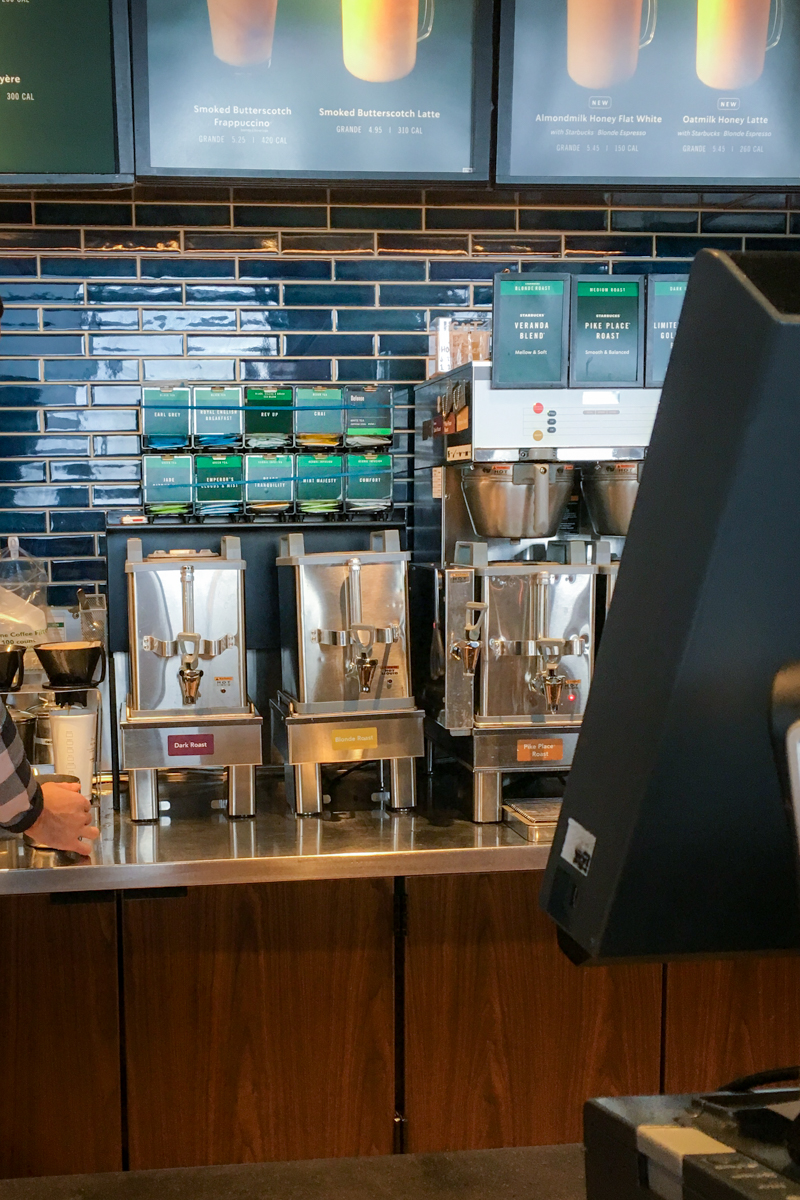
<box><xmin>0</xmin><ymin>0</ymin><xmax>131</xmax><ymax>181</ymax></box>
<box><xmin>132</xmin><ymin>0</ymin><xmax>492</xmax><ymax>179</ymax></box>
<box><xmin>497</xmin><ymin>0</ymin><xmax>800</xmax><ymax>184</ymax></box>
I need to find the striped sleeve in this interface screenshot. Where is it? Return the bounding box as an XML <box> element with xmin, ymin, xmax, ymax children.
<box><xmin>0</xmin><ymin>698</ymin><xmax>43</xmax><ymax>832</ymax></box>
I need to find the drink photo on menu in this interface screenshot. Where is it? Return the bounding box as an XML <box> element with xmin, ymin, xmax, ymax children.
<box><xmin>497</xmin><ymin>0</ymin><xmax>800</xmax><ymax>184</ymax></box>
<box><xmin>134</xmin><ymin>0</ymin><xmax>485</xmax><ymax>177</ymax></box>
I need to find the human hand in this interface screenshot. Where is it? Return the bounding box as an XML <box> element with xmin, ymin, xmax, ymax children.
<box><xmin>28</xmin><ymin>781</ymin><xmax>99</xmax><ymax>856</ymax></box>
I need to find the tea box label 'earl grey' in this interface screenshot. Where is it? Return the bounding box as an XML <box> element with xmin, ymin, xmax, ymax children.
<box><xmin>570</xmin><ymin>279</ymin><xmax>643</xmax><ymax>388</ymax></box>
<box><xmin>492</xmin><ymin>275</ymin><xmax>569</xmax><ymax>388</ymax></box>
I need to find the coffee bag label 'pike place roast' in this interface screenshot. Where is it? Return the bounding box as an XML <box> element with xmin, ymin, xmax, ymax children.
<box><xmin>570</xmin><ymin>280</ymin><xmax>642</xmax><ymax>386</ymax></box>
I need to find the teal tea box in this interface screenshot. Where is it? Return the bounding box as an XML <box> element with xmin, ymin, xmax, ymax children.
<box><xmin>142</xmin><ymin>455</ymin><xmax>193</xmax><ymax>513</ymax></box>
<box><xmin>244</xmin><ymin>454</ymin><xmax>294</xmax><ymax>513</ymax></box>
<box><xmin>295</xmin><ymin>387</ymin><xmax>343</xmax><ymax>448</ymax></box>
<box><xmin>194</xmin><ymin>454</ymin><xmax>243</xmax><ymax>514</ymax></box>
<box><xmin>244</xmin><ymin>386</ymin><xmax>293</xmax><ymax>448</ymax></box>
<box><xmin>345</xmin><ymin>454</ymin><xmax>393</xmax><ymax>512</ymax></box>
<box><xmin>142</xmin><ymin>387</ymin><xmax>191</xmax><ymax>449</ymax></box>
<box><xmin>344</xmin><ymin>386</ymin><xmax>393</xmax><ymax>447</ymax></box>
<box><xmin>296</xmin><ymin>454</ymin><xmax>343</xmax><ymax>513</ymax></box>
<box><xmin>193</xmin><ymin>386</ymin><xmax>243</xmax><ymax>447</ymax></box>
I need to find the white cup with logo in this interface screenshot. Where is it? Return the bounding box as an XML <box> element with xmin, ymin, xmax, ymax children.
<box><xmin>49</xmin><ymin>708</ymin><xmax>97</xmax><ymax>799</ymax></box>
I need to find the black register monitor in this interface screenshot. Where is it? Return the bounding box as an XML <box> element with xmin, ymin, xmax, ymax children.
<box><xmin>541</xmin><ymin>250</ymin><xmax>800</xmax><ymax>962</ymax></box>
<box><xmin>0</xmin><ymin>0</ymin><xmax>132</xmax><ymax>183</ymax></box>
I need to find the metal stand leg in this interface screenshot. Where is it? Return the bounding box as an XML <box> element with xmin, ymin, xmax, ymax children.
<box><xmin>285</xmin><ymin>762</ymin><xmax>324</xmax><ymax>816</ymax></box>
<box><xmin>227</xmin><ymin>765</ymin><xmax>256</xmax><ymax>819</ymax></box>
<box><xmin>128</xmin><ymin>769</ymin><xmax>159</xmax><ymax>823</ymax></box>
<box><xmin>425</xmin><ymin>740</ymin><xmax>435</xmax><ymax>775</ymax></box>
<box><xmin>473</xmin><ymin>771</ymin><xmax>503</xmax><ymax>824</ymax></box>
<box><xmin>388</xmin><ymin>758</ymin><xmax>417</xmax><ymax>813</ymax></box>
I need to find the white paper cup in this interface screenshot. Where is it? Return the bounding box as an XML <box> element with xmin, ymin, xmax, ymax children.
<box><xmin>49</xmin><ymin>709</ymin><xmax>97</xmax><ymax>798</ymax></box>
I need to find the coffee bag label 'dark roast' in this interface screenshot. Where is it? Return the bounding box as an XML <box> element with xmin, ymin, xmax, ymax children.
<box><xmin>498</xmin><ymin>0</ymin><xmax>800</xmax><ymax>184</ymax></box>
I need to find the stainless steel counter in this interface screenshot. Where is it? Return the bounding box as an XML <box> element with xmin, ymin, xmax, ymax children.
<box><xmin>0</xmin><ymin>770</ymin><xmax>550</xmax><ymax>895</ymax></box>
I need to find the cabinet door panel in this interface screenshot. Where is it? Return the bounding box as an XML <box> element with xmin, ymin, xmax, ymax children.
<box><xmin>0</xmin><ymin>893</ymin><xmax>121</xmax><ymax>1178</ymax></box>
<box><xmin>405</xmin><ymin>872</ymin><xmax>662</xmax><ymax>1151</ymax></box>
<box><xmin>123</xmin><ymin>880</ymin><xmax>394</xmax><ymax>1169</ymax></box>
<box><xmin>664</xmin><ymin>956</ymin><xmax>800</xmax><ymax>1093</ymax></box>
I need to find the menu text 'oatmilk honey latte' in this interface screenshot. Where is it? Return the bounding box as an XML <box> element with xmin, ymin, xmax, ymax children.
<box><xmin>567</xmin><ymin>0</ymin><xmax>655</xmax><ymax>88</ymax></box>
<box><xmin>342</xmin><ymin>0</ymin><xmax>434</xmax><ymax>82</ymax></box>
<box><xmin>696</xmin><ymin>0</ymin><xmax>781</xmax><ymax>89</ymax></box>
<box><xmin>206</xmin><ymin>0</ymin><xmax>279</xmax><ymax>66</ymax></box>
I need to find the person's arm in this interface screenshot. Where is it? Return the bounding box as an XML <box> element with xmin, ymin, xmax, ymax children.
<box><xmin>0</xmin><ymin>696</ymin><xmax>44</xmax><ymax>832</ymax></box>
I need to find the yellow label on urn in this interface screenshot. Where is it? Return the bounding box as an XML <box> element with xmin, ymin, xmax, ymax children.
<box><xmin>331</xmin><ymin>727</ymin><xmax>379</xmax><ymax>751</ymax></box>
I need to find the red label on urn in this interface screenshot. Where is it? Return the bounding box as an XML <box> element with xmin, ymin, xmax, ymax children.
<box><xmin>167</xmin><ymin>734</ymin><xmax>215</xmax><ymax>757</ymax></box>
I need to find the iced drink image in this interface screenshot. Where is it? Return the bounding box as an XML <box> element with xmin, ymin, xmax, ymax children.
<box><xmin>342</xmin><ymin>0</ymin><xmax>435</xmax><ymax>82</ymax></box>
<box><xmin>206</xmin><ymin>0</ymin><xmax>279</xmax><ymax>66</ymax></box>
<box><xmin>696</xmin><ymin>0</ymin><xmax>782</xmax><ymax>89</ymax></box>
<box><xmin>567</xmin><ymin>0</ymin><xmax>656</xmax><ymax>88</ymax></box>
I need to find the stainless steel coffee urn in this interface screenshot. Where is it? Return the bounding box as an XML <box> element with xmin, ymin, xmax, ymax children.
<box><xmin>271</xmin><ymin>530</ymin><xmax>424</xmax><ymax>816</ymax></box>
<box><xmin>118</xmin><ymin>537</ymin><xmax>262</xmax><ymax>821</ymax></box>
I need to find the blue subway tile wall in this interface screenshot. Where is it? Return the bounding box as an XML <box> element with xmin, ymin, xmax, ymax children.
<box><xmin>0</xmin><ymin>183</ymin><xmax>794</xmax><ymax>589</ymax></box>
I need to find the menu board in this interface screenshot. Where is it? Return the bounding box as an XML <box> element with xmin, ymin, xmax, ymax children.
<box><xmin>0</xmin><ymin>0</ymin><xmax>131</xmax><ymax>180</ymax></box>
<box><xmin>569</xmin><ymin>278</ymin><xmax>644</xmax><ymax>387</ymax></box>
<box><xmin>492</xmin><ymin>275</ymin><xmax>570</xmax><ymax>388</ymax></box>
<box><xmin>498</xmin><ymin>0</ymin><xmax>800</xmax><ymax>184</ymax></box>
<box><xmin>132</xmin><ymin>0</ymin><xmax>492</xmax><ymax>179</ymax></box>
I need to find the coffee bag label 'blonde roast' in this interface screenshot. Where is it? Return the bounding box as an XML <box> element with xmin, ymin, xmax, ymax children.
<box><xmin>492</xmin><ymin>276</ymin><xmax>570</xmax><ymax>388</ymax></box>
<box><xmin>499</xmin><ymin>0</ymin><xmax>800</xmax><ymax>184</ymax></box>
<box><xmin>138</xmin><ymin>0</ymin><xmax>488</xmax><ymax>178</ymax></box>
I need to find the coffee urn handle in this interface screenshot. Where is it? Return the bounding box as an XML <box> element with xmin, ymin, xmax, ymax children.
<box><xmin>533</xmin><ymin>465</ymin><xmax>550</xmax><ymax>536</ymax></box>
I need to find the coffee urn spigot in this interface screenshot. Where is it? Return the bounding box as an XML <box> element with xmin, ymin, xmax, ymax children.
<box><xmin>532</xmin><ymin>638</ymin><xmax>583</xmax><ymax>714</ymax></box>
<box><xmin>450</xmin><ymin>601</ymin><xmax>487</xmax><ymax>677</ymax></box>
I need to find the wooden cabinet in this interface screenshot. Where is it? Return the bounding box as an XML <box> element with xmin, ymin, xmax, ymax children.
<box><xmin>122</xmin><ymin>880</ymin><xmax>395</xmax><ymax>1170</ymax></box>
<box><xmin>0</xmin><ymin>893</ymin><xmax>122</xmax><ymax>1179</ymax></box>
<box><xmin>404</xmin><ymin>872</ymin><xmax>663</xmax><ymax>1152</ymax></box>
<box><xmin>663</xmin><ymin>956</ymin><xmax>800</xmax><ymax>1094</ymax></box>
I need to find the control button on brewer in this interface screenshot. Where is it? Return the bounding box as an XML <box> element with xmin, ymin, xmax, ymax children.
<box><xmin>548</xmin><ymin>410</ymin><xmax>557</xmax><ymax>417</ymax></box>
<box><xmin>533</xmin><ymin>403</ymin><xmax>544</xmax><ymax>414</ymax></box>
<box><xmin>533</xmin><ymin>430</ymin><xmax>544</xmax><ymax>441</ymax></box>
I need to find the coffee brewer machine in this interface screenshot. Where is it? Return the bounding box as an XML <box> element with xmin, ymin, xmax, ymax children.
<box><xmin>271</xmin><ymin>530</ymin><xmax>424</xmax><ymax>815</ymax></box>
<box><xmin>118</xmin><ymin>537</ymin><xmax>262</xmax><ymax>821</ymax></box>
<box><xmin>412</xmin><ymin>361</ymin><xmax>661</xmax><ymax>822</ymax></box>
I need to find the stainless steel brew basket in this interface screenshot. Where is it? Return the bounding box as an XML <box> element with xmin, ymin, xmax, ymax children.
<box><xmin>581</xmin><ymin>462</ymin><xmax>642</xmax><ymax>537</ymax></box>
<box><xmin>461</xmin><ymin>463</ymin><xmax>574</xmax><ymax>539</ymax></box>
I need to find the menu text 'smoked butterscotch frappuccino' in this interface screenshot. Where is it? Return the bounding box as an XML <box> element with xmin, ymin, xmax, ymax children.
<box><xmin>696</xmin><ymin>0</ymin><xmax>783</xmax><ymax>89</ymax></box>
<box><xmin>207</xmin><ymin>0</ymin><xmax>279</xmax><ymax>66</ymax></box>
<box><xmin>567</xmin><ymin>0</ymin><xmax>656</xmax><ymax>88</ymax></box>
<box><xmin>342</xmin><ymin>0</ymin><xmax>435</xmax><ymax>82</ymax></box>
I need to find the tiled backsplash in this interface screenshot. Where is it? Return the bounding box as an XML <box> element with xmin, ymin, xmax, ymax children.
<box><xmin>0</xmin><ymin>183</ymin><xmax>797</xmax><ymax>603</ymax></box>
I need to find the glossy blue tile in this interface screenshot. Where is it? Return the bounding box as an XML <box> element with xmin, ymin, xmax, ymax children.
<box><xmin>239</xmin><ymin>260</ymin><xmax>332</xmax><ymax>281</ymax></box>
<box><xmin>743</xmin><ymin>236</ymin><xmax>800</xmax><ymax>251</ymax></box>
<box><xmin>187</xmin><ymin>335</ymin><xmax>279</xmax><ymax>356</ymax></box>
<box><xmin>142</xmin><ymin>359</ymin><xmax>235</xmax><ymax>382</ymax></box>
<box><xmin>0</xmin><ymin>362</ymin><xmax>40</xmax><ymax>382</ymax></box>
<box><xmin>520</xmin><ymin>261</ymin><xmax>609</xmax><ymax>275</ymax></box>
<box><xmin>93</xmin><ymin>435</ymin><xmax>141</xmax><ymax>456</ymax></box>
<box><xmin>36</xmin><ymin>203</ymin><xmax>132</xmax><ymax>227</ymax></box>
<box><xmin>0</xmin><ymin>511</ymin><xmax>47</xmax><ymax>534</ymax></box>
<box><xmin>285</xmin><ymin>334</ymin><xmax>373</xmax><ymax>356</ymax></box>
<box><xmin>50</xmin><ymin>510</ymin><xmax>106</xmax><ymax>533</ymax></box>
<box><xmin>337</xmin><ymin>359</ymin><xmax>426</xmax><ymax>383</ymax></box>
<box><xmin>234</xmin><ymin>206</ymin><xmax>327</xmax><ymax>230</ymax></box>
<box><xmin>88</xmin><ymin>284</ymin><xmax>182</xmax><ymax>304</ymax></box>
<box><xmin>284</xmin><ymin>284</ymin><xmax>374</xmax><ymax>306</ymax></box>
<box><xmin>41</xmin><ymin>258</ymin><xmax>138</xmax><ymax>279</ymax></box>
<box><xmin>378</xmin><ymin>335</ymin><xmax>429</xmax><ymax>356</ymax></box>
<box><xmin>0</xmin><ymin>259</ymin><xmax>36</xmax><ymax>276</ymax></box>
<box><xmin>44</xmin><ymin>409</ymin><xmax>139</xmax><ymax>433</ymax></box>
<box><xmin>0</xmin><ymin>485</ymin><xmax>90</xmax><ymax>508</ymax></box>
<box><xmin>85</xmin><ymin>231</ymin><xmax>181</xmax><ymax>253</ymax></box>
<box><xmin>334</xmin><ymin>260</ymin><xmax>426</xmax><ymax>281</ymax></box>
<box><xmin>379</xmin><ymin>284</ymin><xmax>469</xmax><ymax>306</ymax></box>
<box><xmin>136</xmin><ymin>204</ymin><xmax>230</xmax><ymax>227</ymax></box>
<box><xmin>45</xmin><ymin>359</ymin><xmax>139</xmax><ymax>382</ymax></box>
<box><xmin>611</xmin><ymin>259</ymin><xmax>692</xmax><ymax>274</ymax></box>
<box><xmin>0</xmin><ymin>204</ymin><xmax>31</xmax><ymax>223</ymax></box>
<box><xmin>51</xmin><ymin>460</ymin><xmax>141</xmax><ymax>483</ymax></box>
<box><xmin>48</xmin><ymin>585</ymin><xmax>86</xmax><ymax>606</ymax></box>
<box><xmin>0</xmin><ymin>308</ymin><xmax>38</xmax><ymax>330</ymax></box>
<box><xmin>2</xmin><ymin>282</ymin><xmax>83</xmax><ymax>302</ymax></box>
<box><xmin>89</xmin><ymin>334</ymin><xmax>184</xmax><ymax>356</ymax></box>
<box><xmin>521</xmin><ymin>209</ymin><xmax>608</xmax><ymax>232</ymax></box>
<box><xmin>12</xmin><ymin>536</ymin><xmax>95</xmax><ymax>557</ymax></box>
<box><xmin>0</xmin><ymin>435</ymin><xmax>89</xmax><ymax>457</ymax></box>
<box><xmin>0</xmin><ymin>334</ymin><xmax>83</xmax><ymax>355</ymax></box>
<box><xmin>142</xmin><ymin>309</ymin><xmax>236</xmax><ymax>331</ymax></box>
<box><xmin>333</xmin><ymin>207</ymin><xmax>421</xmax><ymax>231</ymax></box>
<box><xmin>337</xmin><ymin>308</ymin><xmax>426</xmax><ymax>332</ymax></box>
<box><xmin>0</xmin><ymin>385</ymin><xmax>88</xmax><ymax>408</ymax></box>
<box><xmin>242</xmin><ymin>360</ymin><xmax>332</xmax><ymax>382</ymax></box>
<box><xmin>91</xmin><ymin>385</ymin><xmax>142</xmax><ymax>406</ymax></box>
<box><xmin>0</xmin><ymin>461</ymin><xmax>46</xmax><ymax>483</ymax></box>
<box><xmin>0</xmin><ymin>231</ymin><xmax>80</xmax><ymax>250</ymax></box>
<box><xmin>565</xmin><ymin>235</ymin><xmax>651</xmax><ymax>255</ymax></box>
<box><xmin>701</xmin><ymin>211</ymin><xmax>786</xmax><ymax>234</ymax></box>
<box><xmin>142</xmin><ymin>259</ymin><xmax>235</xmax><ymax>279</ymax></box>
<box><xmin>2</xmin><ymin>412</ymin><xmax>39</xmax><ymax>432</ymax></box>
<box><xmin>43</xmin><ymin>308</ymin><xmax>140</xmax><ymax>331</ymax></box>
<box><xmin>655</xmin><ymin>235</ymin><xmax>742</xmax><ymax>256</ymax></box>
<box><xmin>51</xmin><ymin>558</ymin><xmax>107</xmax><ymax>582</ymax></box>
<box><xmin>429</xmin><ymin>261</ymin><xmax>508</xmax><ymax>282</ymax></box>
<box><xmin>240</xmin><ymin>309</ymin><xmax>332</xmax><ymax>332</ymax></box>
<box><xmin>473</xmin><ymin>286</ymin><xmax>493</xmax><ymax>306</ymax></box>
<box><xmin>612</xmin><ymin>210</ymin><xmax>698</xmax><ymax>234</ymax></box>
<box><xmin>185</xmin><ymin>285</ymin><xmax>278</xmax><ymax>305</ymax></box>
<box><xmin>92</xmin><ymin>485</ymin><xmax>143</xmax><ymax>506</ymax></box>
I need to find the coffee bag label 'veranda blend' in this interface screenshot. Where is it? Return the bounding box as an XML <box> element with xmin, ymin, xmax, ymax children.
<box><xmin>492</xmin><ymin>275</ymin><xmax>569</xmax><ymax>388</ymax></box>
